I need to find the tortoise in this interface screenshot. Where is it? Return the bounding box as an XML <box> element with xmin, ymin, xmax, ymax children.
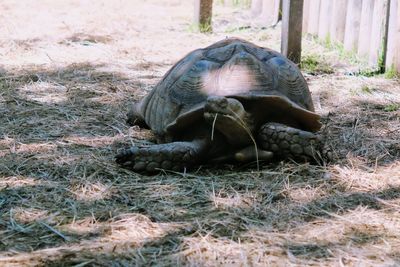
<box><xmin>116</xmin><ymin>38</ymin><xmax>323</xmax><ymax>172</ymax></box>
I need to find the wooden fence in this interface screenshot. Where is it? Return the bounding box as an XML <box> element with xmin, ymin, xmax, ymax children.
<box><xmin>256</xmin><ymin>0</ymin><xmax>400</xmax><ymax>73</ymax></box>
<box><xmin>195</xmin><ymin>0</ymin><xmax>304</xmax><ymax>64</ymax></box>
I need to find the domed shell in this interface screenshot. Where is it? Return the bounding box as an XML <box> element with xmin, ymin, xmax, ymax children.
<box><xmin>135</xmin><ymin>38</ymin><xmax>320</xmax><ymax>138</ymax></box>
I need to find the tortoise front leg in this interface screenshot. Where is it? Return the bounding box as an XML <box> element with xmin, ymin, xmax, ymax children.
<box><xmin>257</xmin><ymin>122</ymin><xmax>323</xmax><ymax>162</ymax></box>
<box><xmin>116</xmin><ymin>139</ymin><xmax>209</xmax><ymax>173</ymax></box>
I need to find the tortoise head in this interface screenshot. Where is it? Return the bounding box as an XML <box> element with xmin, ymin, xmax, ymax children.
<box><xmin>203</xmin><ymin>96</ymin><xmax>255</xmax><ymax>147</ymax></box>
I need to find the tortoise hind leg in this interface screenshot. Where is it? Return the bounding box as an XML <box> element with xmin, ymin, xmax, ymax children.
<box><xmin>116</xmin><ymin>139</ymin><xmax>208</xmax><ymax>173</ymax></box>
<box><xmin>126</xmin><ymin>101</ymin><xmax>149</xmax><ymax>129</ymax></box>
<box><xmin>258</xmin><ymin>122</ymin><xmax>323</xmax><ymax>162</ymax></box>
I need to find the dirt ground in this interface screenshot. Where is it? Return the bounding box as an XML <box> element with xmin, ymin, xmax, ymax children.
<box><xmin>1</xmin><ymin>0</ymin><xmax>400</xmax><ymax>266</ymax></box>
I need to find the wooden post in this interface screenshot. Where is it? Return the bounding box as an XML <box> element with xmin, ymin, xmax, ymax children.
<box><xmin>281</xmin><ymin>0</ymin><xmax>304</xmax><ymax>64</ymax></box>
<box><xmin>330</xmin><ymin>0</ymin><xmax>348</xmax><ymax>43</ymax></box>
<box><xmin>194</xmin><ymin>0</ymin><xmax>213</xmax><ymax>32</ymax></box>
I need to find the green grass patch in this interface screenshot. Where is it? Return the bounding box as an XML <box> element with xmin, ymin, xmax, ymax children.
<box><xmin>224</xmin><ymin>25</ymin><xmax>251</xmax><ymax>34</ymax></box>
<box><xmin>384</xmin><ymin>103</ymin><xmax>400</xmax><ymax>112</ymax></box>
<box><xmin>385</xmin><ymin>65</ymin><xmax>400</xmax><ymax>79</ymax></box>
<box><xmin>360</xmin><ymin>86</ymin><xmax>375</xmax><ymax>94</ymax></box>
<box><xmin>215</xmin><ymin>0</ymin><xmax>251</xmax><ymax>8</ymax></box>
<box><xmin>301</xmin><ymin>54</ymin><xmax>334</xmax><ymax>74</ymax></box>
<box><xmin>350</xmin><ymin>85</ymin><xmax>379</xmax><ymax>96</ymax></box>
<box><xmin>187</xmin><ymin>22</ymin><xmax>212</xmax><ymax>33</ymax></box>
<box><xmin>307</xmin><ymin>35</ymin><xmax>378</xmax><ymax>76</ymax></box>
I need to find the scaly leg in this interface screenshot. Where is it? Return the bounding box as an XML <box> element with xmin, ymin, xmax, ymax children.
<box><xmin>258</xmin><ymin>122</ymin><xmax>322</xmax><ymax>161</ymax></box>
<box><xmin>116</xmin><ymin>139</ymin><xmax>208</xmax><ymax>173</ymax></box>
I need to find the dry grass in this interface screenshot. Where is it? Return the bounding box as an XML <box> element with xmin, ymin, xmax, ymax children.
<box><xmin>1</xmin><ymin>0</ymin><xmax>400</xmax><ymax>266</ymax></box>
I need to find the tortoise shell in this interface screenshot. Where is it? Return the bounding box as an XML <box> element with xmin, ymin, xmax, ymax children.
<box><xmin>134</xmin><ymin>38</ymin><xmax>320</xmax><ymax>139</ymax></box>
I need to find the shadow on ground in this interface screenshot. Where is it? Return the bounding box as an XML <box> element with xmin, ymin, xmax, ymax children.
<box><xmin>1</xmin><ymin>62</ymin><xmax>400</xmax><ymax>265</ymax></box>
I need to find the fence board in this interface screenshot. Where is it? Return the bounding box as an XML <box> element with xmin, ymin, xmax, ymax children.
<box><xmin>358</xmin><ymin>0</ymin><xmax>375</xmax><ymax>57</ymax></box>
<box><xmin>386</xmin><ymin>0</ymin><xmax>399</xmax><ymax>71</ymax></box>
<box><xmin>272</xmin><ymin>0</ymin><xmax>282</xmax><ymax>24</ymax></box>
<box><xmin>369</xmin><ymin>0</ymin><xmax>389</xmax><ymax>67</ymax></box>
<box><xmin>344</xmin><ymin>0</ymin><xmax>362</xmax><ymax>52</ymax></box>
<box><xmin>307</xmin><ymin>0</ymin><xmax>320</xmax><ymax>35</ymax></box>
<box><xmin>251</xmin><ymin>0</ymin><xmax>263</xmax><ymax>17</ymax></box>
<box><xmin>330</xmin><ymin>0</ymin><xmax>348</xmax><ymax>43</ymax></box>
<box><xmin>302</xmin><ymin>0</ymin><xmax>310</xmax><ymax>33</ymax></box>
<box><xmin>260</xmin><ymin>0</ymin><xmax>274</xmax><ymax>24</ymax></box>
<box><xmin>302</xmin><ymin>0</ymin><xmax>399</xmax><ymax>74</ymax></box>
<box><xmin>318</xmin><ymin>0</ymin><xmax>332</xmax><ymax>41</ymax></box>
<box><xmin>396</xmin><ymin>2</ymin><xmax>400</xmax><ymax>72</ymax></box>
